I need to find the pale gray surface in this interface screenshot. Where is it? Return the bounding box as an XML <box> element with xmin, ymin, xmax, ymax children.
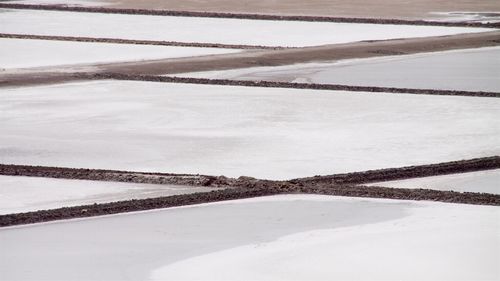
<box><xmin>1</xmin><ymin>81</ymin><xmax>499</xmax><ymax>180</ymax></box>
<box><xmin>0</xmin><ymin>9</ymin><xmax>490</xmax><ymax>47</ymax></box>
<box><xmin>183</xmin><ymin>47</ymin><xmax>500</xmax><ymax>92</ymax></box>
<box><xmin>0</xmin><ymin>195</ymin><xmax>407</xmax><ymax>280</ymax></box>
<box><xmin>151</xmin><ymin>198</ymin><xmax>500</xmax><ymax>281</ymax></box>
<box><xmin>0</xmin><ymin>38</ymin><xmax>239</xmax><ymax>70</ymax></box>
<box><xmin>0</xmin><ymin>175</ymin><xmax>219</xmax><ymax>214</ymax></box>
<box><xmin>1</xmin><ymin>195</ymin><xmax>498</xmax><ymax>281</ymax></box>
<box><xmin>368</xmin><ymin>169</ymin><xmax>500</xmax><ymax>194</ymax></box>
<box><xmin>431</xmin><ymin>12</ymin><xmax>500</xmax><ymax>23</ymax></box>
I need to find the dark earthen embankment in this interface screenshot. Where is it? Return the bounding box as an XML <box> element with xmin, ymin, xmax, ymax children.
<box><xmin>0</xmin><ymin>33</ymin><xmax>281</xmax><ymax>50</ymax></box>
<box><xmin>78</xmin><ymin>73</ymin><xmax>500</xmax><ymax>97</ymax></box>
<box><xmin>1</xmin><ymin>156</ymin><xmax>498</xmax><ymax>227</ymax></box>
<box><xmin>1</xmin><ymin>183</ymin><xmax>499</xmax><ymax>227</ymax></box>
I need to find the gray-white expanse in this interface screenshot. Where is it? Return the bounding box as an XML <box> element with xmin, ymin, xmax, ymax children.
<box><xmin>1</xmin><ymin>80</ymin><xmax>499</xmax><ymax>180</ymax></box>
<box><xmin>181</xmin><ymin>47</ymin><xmax>500</xmax><ymax>92</ymax></box>
<box><xmin>0</xmin><ymin>38</ymin><xmax>239</xmax><ymax>70</ymax></box>
<box><xmin>0</xmin><ymin>195</ymin><xmax>498</xmax><ymax>280</ymax></box>
<box><xmin>4</xmin><ymin>0</ymin><xmax>109</xmax><ymax>6</ymax></box>
<box><xmin>0</xmin><ymin>175</ymin><xmax>218</xmax><ymax>214</ymax></box>
<box><xmin>431</xmin><ymin>12</ymin><xmax>500</xmax><ymax>24</ymax></box>
<box><xmin>367</xmin><ymin>169</ymin><xmax>500</xmax><ymax>195</ymax></box>
<box><xmin>0</xmin><ymin>9</ymin><xmax>491</xmax><ymax>47</ymax></box>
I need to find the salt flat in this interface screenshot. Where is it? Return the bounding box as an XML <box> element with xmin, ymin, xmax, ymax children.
<box><xmin>0</xmin><ymin>195</ymin><xmax>498</xmax><ymax>280</ymax></box>
<box><xmin>0</xmin><ymin>38</ymin><xmax>240</xmax><ymax>70</ymax></box>
<box><xmin>182</xmin><ymin>47</ymin><xmax>500</xmax><ymax>92</ymax></box>
<box><xmin>0</xmin><ymin>175</ymin><xmax>217</xmax><ymax>214</ymax></box>
<box><xmin>431</xmin><ymin>12</ymin><xmax>500</xmax><ymax>24</ymax></box>
<box><xmin>1</xmin><ymin>80</ymin><xmax>498</xmax><ymax>180</ymax></box>
<box><xmin>0</xmin><ymin>9</ymin><xmax>491</xmax><ymax>47</ymax></box>
<box><xmin>367</xmin><ymin>169</ymin><xmax>500</xmax><ymax>195</ymax></box>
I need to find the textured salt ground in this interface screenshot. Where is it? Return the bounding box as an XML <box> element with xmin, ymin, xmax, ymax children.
<box><xmin>1</xmin><ymin>80</ymin><xmax>499</xmax><ymax>180</ymax></box>
<box><xmin>4</xmin><ymin>0</ymin><xmax>500</xmax><ymax>22</ymax></box>
<box><xmin>0</xmin><ymin>195</ymin><xmax>498</xmax><ymax>280</ymax></box>
<box><xmin>0</xmin><ymin>8</ymin><xmax>492</xmax><ymax>48</ymax></box>
<box><xmin>431</xmin><ymin>12</ymin><xmax>500</xmax><ymax>24</ymax></box>
<box><xmin>0</xmin><ymin>175</ymin><xmax>220</xmax><ymax>215</ymax></box>
<box><xmin>0</xmin><ymin>38</ymin><xmax>240</xmax><ymax>70</ymax></box>
<box><xmin>367</xmin><ymin>169</ymin><xmax>500</xmax><ymax>195</ymax></box>
<box><xmin>2</xmin><ymin>30</ymin><xmax>499</xmax><ymax>88</ymax></box>
<box><xmin>180</xmin><ymin>47</ymin><xmax>500</xmax><ymax>92</ymax></box>
<box><xmin>0</xmin><ymin>7</ymin><xmax>497</xmax><ymax>281</ymax></box>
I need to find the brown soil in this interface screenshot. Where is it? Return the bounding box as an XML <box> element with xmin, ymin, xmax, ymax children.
<box><xmin>292</xmin><ymin>156</ymin><xmax>500</xmax><ymax>185</ymax></box>
<box><xmin>1</xmin><ymin>182</ymin><xmax>499</xmax><ymax>227</ymax></box>
<box><xmin>2</xmin><ymin>30</ymin><xmax>499</xmax><ymax>88</ymax></box>
<box><xmin>103</xmin><ymin>31</ymin><xmax>500</xmax><ymax>75</ymax></box>
<box><xmin>2</xmin><ymin>157</ymin><xmax>498</xmax><ymax>188</ymax></box>
<box><xmin>1</xmin><ymin>156</ymin><xmax>499</xmax><ymax>227</ymax></box>
<box><xmin>2</xmin><ymin>71</ymin><xmax>498</xmax><ymax>97</ymax></box>
<box><xmin>56</xmin><ymin>0</ymin><xmax>500</xmax><ymax>22</ymax></box>
<box><xmin>0</xmin><ymin>164</ymin><xmax>234</xmax><ymax>187</ymax></box>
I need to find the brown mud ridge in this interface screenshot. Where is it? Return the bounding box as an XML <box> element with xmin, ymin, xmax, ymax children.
<box><xmin>101</xmin><ymin>30</ymin><xmax>500</xmax><ymax>75</ymax></box>
<box><xmin>1</xmin><ymin>183</ymin><xmax>499</xmax><ymax>227</ymax></box>
<box><xmin>292</xmin><ymin>156</ymin><xmax>500</xmax><ymax>185</ymax></box>
<box><xmin>0</xmin><ymin>3</ymin><xmax>498</xmax><ymax>28</ymax></box>
<box><xmin>0</xmin><ymin>156</ymin><xmax>499</xmax><ymax>227</ymax></box>
<box><xmin>2</xmin><ymin>157</ymin><xmax>498</xmax><ymax>188</ymax></box>
<box><xmin>0</xmin><ymin>164</ymin><xmax>232</xmax><ymax>187</ymax></box>
<box><xmin>2</xmin><ymin>30</ymin><xmax>499</xmax><ymax>88</ymax></box>
<box><xmin>0</xmin><ymin>33</ymin><xmax>282</xmax><ymax>50</ymax></box>
<box><xmin>80</xmin><ymin>73</ymin><xmax>500</xmax><ymax>98</ymax></box>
